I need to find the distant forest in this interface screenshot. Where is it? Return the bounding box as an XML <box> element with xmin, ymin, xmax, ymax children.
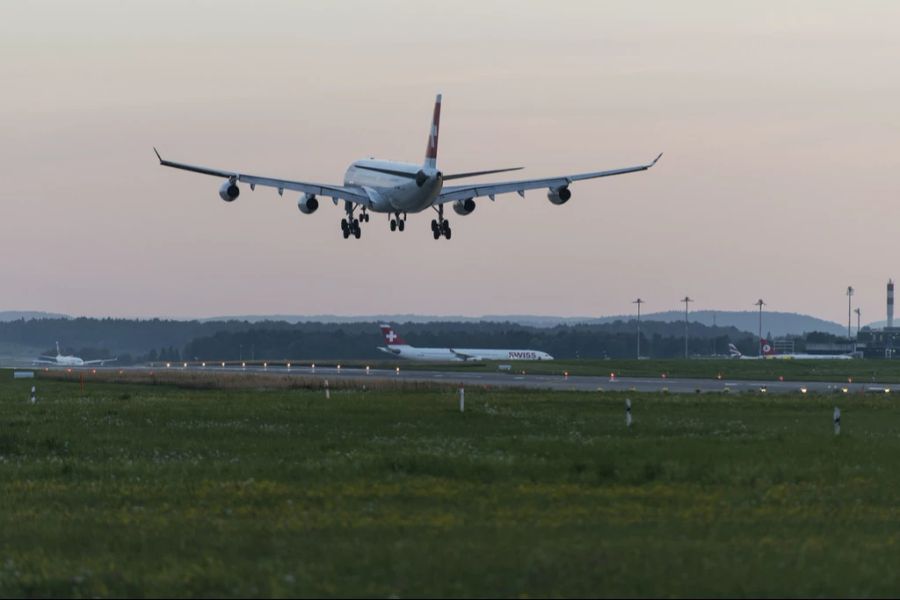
<box><xmin>0</xmin><ymin>317</ymin><xmax>770</xmax><ymax>362</ymax></box>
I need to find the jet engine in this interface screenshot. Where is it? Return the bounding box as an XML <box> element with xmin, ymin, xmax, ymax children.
<box><xmin>297</xmin><ymin>193</ymin><xmax>319</xmax><ymax>214</ymax></box>
<box><xmin>452</xmin><ymin>198</ymin><xmax>476</xmax><ymax>216</ymax></box>
<box><xmin>547</xmin><ymin>185</ymin><xmax>572</xmax><ymax>205</ymax></box>
<box><xmin>219</xmin><ymin>180</ymin><xmax>240</xmax><ymax>202</ymax></box>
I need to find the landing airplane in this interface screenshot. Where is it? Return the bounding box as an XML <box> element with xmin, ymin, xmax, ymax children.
<box><xmin>33</xmin><ymin>342</ymin><xmax>117</xmax><ymax>367</ymax></box>
<box><xmin>155</xmin><ymin>94</ymin><xmax>661</xmax><ymax>240</ymax></box>
<box><xmin>377</xmin><ymin>325</ymin><xmax>553</xmax><ymax>362</ymax></box>
<box><xmin>729</xmin><ymin>340</ymin><xmax>853</xmax><ymax>360</ymax></box>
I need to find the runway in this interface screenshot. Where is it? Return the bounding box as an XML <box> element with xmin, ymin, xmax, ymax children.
<box><xmin>28</xmin><ymin>364</ymin><xmax>894</xmax><ymax>395</ymax></box>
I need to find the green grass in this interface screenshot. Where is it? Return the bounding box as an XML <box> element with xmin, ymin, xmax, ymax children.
<box><xmin>404</xmin><ymin>357</ymin><xmax>900</xmax><ymax>383</ymax></box>
<box><xmin>2</xmin><ymin>375</ymin><xmax>900</xmax><ymax>597</ymax></box>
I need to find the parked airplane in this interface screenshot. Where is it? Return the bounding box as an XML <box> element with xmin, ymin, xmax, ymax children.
<box><xmin>377</xmin><ymin>325</ymin><xmax>553</xmax><ymax>362</ymax></box>
<box><xmin>33</xmin><ymin>342</ymin><xmax>117</xmax><ymax>367</ymax></box>
<box><xmin>155</xmin><ymin>94</ymin><xmax>661</xmax><ymax>240</ymax></box>
<box><xmin>729</xmin><ymin>340</ymin><xmax>853</xmax><ymax>360</ymax></box>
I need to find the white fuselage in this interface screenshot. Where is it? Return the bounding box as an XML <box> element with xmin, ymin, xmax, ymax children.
<box><xmin>734</xmin><ymin>353</ymin><xmax>853</xmax><ymax>361</ymax></box>
<box><xmin>380</xmin><ymin>344</ymin><xmax>553</xmax><ymax>362</ymax></box>
<box><xmin>764</xmin><ymin>353</ymin><xmax>854</xmax><ymax>360</ymax></box>
<box><xmin>343</xmin><ymin>160</ymin><xmax>443</xmax><ymax>213</ymax></box>
<box><xmin>49</xmin><ymin>354</ymin><xmax>85</xmax><ymax>366</ymax></box>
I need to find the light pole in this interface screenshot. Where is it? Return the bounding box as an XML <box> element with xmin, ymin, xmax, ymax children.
<box><xmin>846</xmin><ymin>286</ymin><xmax>854</xmax><ymax>341</ymax></box>
<box><xmin>633</xmin><ymin>298</ymin><xmax>645</xmax><ymax>359</ymax></box>
<box><xmin>755</xmin><ymin>299</ymin><xmax>765</xmax><ymax>357</ymax></box>
<box><xmin>681</xmin><ymin>296</ymin><xmax>693</xmax><ymax>359</ymax></box>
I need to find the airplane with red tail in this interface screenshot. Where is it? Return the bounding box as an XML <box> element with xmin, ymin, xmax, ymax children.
<box><xmin>155</xmin><ymin>94</ymin><xmax>661</xmax><ymax>240</ymax></box>
<box><xmin>729</xmin><ymin>339</ymin><xmax>853</xmax><ymax>360</ymax></box>
<box><xmin>377</xmin><ymin>324</ymin><xmax>553</xmax><ymax>362</ymax></box>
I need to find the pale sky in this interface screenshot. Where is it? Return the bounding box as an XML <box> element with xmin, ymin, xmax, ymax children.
<box><xmin>2</xmin><ymin>1</ymin><xmax>898</xmax><ymax>324</ymax></box>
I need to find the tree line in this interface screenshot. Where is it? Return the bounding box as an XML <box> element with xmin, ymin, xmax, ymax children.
<box><xmin>1</xmin><ymin>317</ymin><xmax>771</xmax><ymax>362</ymax></box>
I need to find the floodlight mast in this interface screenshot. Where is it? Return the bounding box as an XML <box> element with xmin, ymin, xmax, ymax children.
<box><xmin>755</xmin><ymin>299</ymin><xmax>766</xmax><ymax>357</ymax></box>
<box><xmin>847</xmin><ymin>286</ymin><xmax>854</xmax><ymax>341</ymax></box>
<box><xmin>633</xmin><ymin>298</ymin><xmax>645</xmax><ymax>359</ymax></box>
<box><xmin>681</xmin><ymin>296</ymin><xmax>693</xmax><ymax>359</ymax></box>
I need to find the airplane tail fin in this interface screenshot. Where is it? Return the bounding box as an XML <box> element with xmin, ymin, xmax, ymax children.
<box><xmin>56</xmin><ymin>341</ymin><xmax>61</xmax><ymax>356</ymax></box>
<box><xmin>380</xmin><ymin>324</ymin><xmax>407</xmax><ymax>346</ymax></box>
<box><xmin>760</xmin><ymin>338</ymin><xmax>776</xmax><ymax>356</ymax></box>
<box><xmin>728</xmin><ymin>343</ymin><xmax>742</xmax><ymax>358</ymax></box>
<box><xmin>423</xmin><ymin>94</ymin><xmax>441</xmax><ymax>170</ymax></box>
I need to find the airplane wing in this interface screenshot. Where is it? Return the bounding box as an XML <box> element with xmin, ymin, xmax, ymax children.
<box><xmin>82</xmin><ymin>358</ymin><xmax>117</xmax><ymax>365</ymax></box>
<box><xmin>32</xmin><ymin>358</ymin><xmax>57</xmax><ymax>365</ymax></box>
<box><xmin>154</xmin><ymin>149</ymin><xmax>370</xmax><ymax>205</ymax></box>
<box><xmin>450</xmin><ymin>349</ymin><xmax>479</xmax><ymax>361</ymax></box>
<box><xmin>436</xmin><ymin>154</ymin><xmax>662</xmax><ymax>203</ymax></box>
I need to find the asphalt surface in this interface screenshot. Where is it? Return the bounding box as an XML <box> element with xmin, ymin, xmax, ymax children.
<box><xmin>17</xmin><ymin>364</ymin><xmax>896</xmax><ymax>395</ymax></box>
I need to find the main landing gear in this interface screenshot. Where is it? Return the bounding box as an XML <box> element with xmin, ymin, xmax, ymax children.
<box><xmin>431</xmin><ymin>205</ymin><xmax>451</xmax><ymax>240</ymax></box>
<box><xmin>340</xmin><ymin>203</ymin><xmax>366</xmax><ymax>239</ymax></box>
<box><xmin>389</xmin><ymin>212</ymin><xmax>407</xmax><ymax>232</ymax></box>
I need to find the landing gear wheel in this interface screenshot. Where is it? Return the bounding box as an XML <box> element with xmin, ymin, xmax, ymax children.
<box><xmin>390</xmin><ymin>219</ymin><xmax>397</xmax><ymax>231</ymax></box>
<box><xmin>341</xmin><ymin>218</ymin><xmax>348</xmax><ymax>230</ymax></box>
<box><xmin>433</xmin><ymin>229</ymin><xmax>440</xmax><ymax>240</ymax></box>
<box><xmin>441</xmin><ymin>220</ymin><xmax>451</xmax><ymax>236</ymax></box>
<box><xmin>342</xmin><ymin>228</ymin><xmax>350</xmax><ymax>239</ymax></box>
<box><xmin>431</xmin><ymin>219</ymin><xmax>439</xmax><ymax>232</ymax></box>
<box><xmin>354</xmin><ymin>226</ymin><xmax>361</xmax><ymax>239</ymax></box>
<box><xmin>398</xmin><ymin>220</ymin><xmax>405</xmax><ymax>232</ymax></box>
<box><xmin>444</xmin><ymin>227</ymin><xmax>452</xmax><ymax>240</ymax></box>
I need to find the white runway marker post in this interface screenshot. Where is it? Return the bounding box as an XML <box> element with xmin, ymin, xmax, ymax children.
<box><xmin>459</xmin><ymin>387</ymin><xmax>465</xmax><ymax>413</ymax></box>
<box><xmin>30</xmin><ymin>385</ymin><xmax>36</xmax><ymax>404</ymax></box>
<box><xmin>834</xmin><ymin>406</ymin><xmax>841</xmax><ymax>435</ymax></box>
<box><xmin>324</xmin><ymin>379</ymin><xmax>331</xmax><ymax>400</ymax></box>
<box><xmin>625</xmin><ymin>398</ymin><xmax>632</xmax><ymax>428</ymax></box>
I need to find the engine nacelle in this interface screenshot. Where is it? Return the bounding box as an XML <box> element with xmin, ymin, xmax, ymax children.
<box><xmin>452</xmin><ymin>198</ymin><xmax>476</xmax><ymax>216</ymax></box>
<box><xmin>219</xmin><ymin>180</ymin><xmax>240</xmax><ymax>202</ymax></box>
<box><xmin>297</xmin><ymin>193</ymin><xmax>319</xmax><ymax>215</ymax></box>
<box><xmin>547</xmin><ymin>185</ymin><xmax>572</xmax><ymax>205</ymax></box>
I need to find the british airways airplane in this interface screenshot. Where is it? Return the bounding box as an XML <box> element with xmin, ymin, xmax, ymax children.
<box><xmin>377</xmin><ymin>325</ymin><xmax>553</xmax><ymax>362</ymax></box>
<box><xmin>155</xmin><ymin>95</ymin><xmax>661</xmax><ymax>240</ymax></box>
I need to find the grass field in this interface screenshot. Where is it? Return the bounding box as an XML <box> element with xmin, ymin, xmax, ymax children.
<box><xmin>2</xmin><ymin>373</ymin><xmax>900</xmax><ymax>597</ymax></box>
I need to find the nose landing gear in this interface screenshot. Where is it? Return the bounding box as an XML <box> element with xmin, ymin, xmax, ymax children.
<box><xmin>389</xmin><ymin>212</ymin><xmax>407</xmax><ymax>232</ymax></box>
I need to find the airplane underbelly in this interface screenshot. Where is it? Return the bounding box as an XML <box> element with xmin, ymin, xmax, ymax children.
<box><xmin>388</xmin><ymin>187</ymin><xmax>438</xmax><ymax>212</ymax></box>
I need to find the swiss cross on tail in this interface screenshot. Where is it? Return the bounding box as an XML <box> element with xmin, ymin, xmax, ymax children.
<box><xmin>760</xmin><ymin>338</ymin><xmax>777</xmax><ymax>356</ymax></box>
<box><xmin>380</xmin><ymin>324</ymin><xmax>406</xmax><ymax>346</ymax></box>
<box><xmin>423</xmin><ymin>94</ymin><xmax>441</xmax><ymax>169</ymax></box>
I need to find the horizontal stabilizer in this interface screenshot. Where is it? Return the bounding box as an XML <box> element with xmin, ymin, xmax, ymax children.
<box><xmin>442</xmin><ymin>167</ymin><xmax>523</xmax><ymax>181</ymax></box>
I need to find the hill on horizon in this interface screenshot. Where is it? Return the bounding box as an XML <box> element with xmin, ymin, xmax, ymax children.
<box><xmin>201</xmin><ymin>311</ymin><xmax>842</xmax><ymax>337</ymax></box>
<box><xmin>594</xmin><ymin>310</ymin><xmax>845</xmax><ymax>337</ymax></box>
<box><xmin>0</xmin><ymin>310</ymin><xmax>845</xmax><ymax>338</ymax></box>
<box><xmin>0</xmin><ymin>311</ymin><xmax>69</xmax><ymax>322</ymax></box>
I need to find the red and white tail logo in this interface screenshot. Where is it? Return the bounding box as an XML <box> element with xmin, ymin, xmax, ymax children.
<box><xmin>760</xmin><ymin>338</ymin><xmax>776</xmax><ymax>356</ymax></box>
<box><xmin>380</xmin><ymin>324</ymin><xmax>406</xmax><ymax>346</ymax></box>
<box><xmin>423</xmin><ymin>94</ymin><xmax>441</xmax><ymax>169</ymax></box>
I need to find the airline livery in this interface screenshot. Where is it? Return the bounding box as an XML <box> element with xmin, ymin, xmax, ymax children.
<box><xmin>377</xmin><ymin>325</ymin><xmax>553</xmax><ymax>362</ymax></box>
<box><xmin>33</xmin><ymin>342</ymin><xmax>117</xmax><ymax>367</ymax></box>
<box><xmin>729</xmin><ymin>340</ymin><xmax>853</xmax><ymax>360</ymax></box>
<box><xmin>155</xmin><ymin>95</ymin><xmax>661</xmax><ymax>240</ymax></box>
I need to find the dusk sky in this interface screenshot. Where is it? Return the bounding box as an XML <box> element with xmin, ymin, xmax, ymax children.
<box><xmin>2</xmin><ymin>1</ymin><xmax>899</xmax><ymax>323</ymax></box>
